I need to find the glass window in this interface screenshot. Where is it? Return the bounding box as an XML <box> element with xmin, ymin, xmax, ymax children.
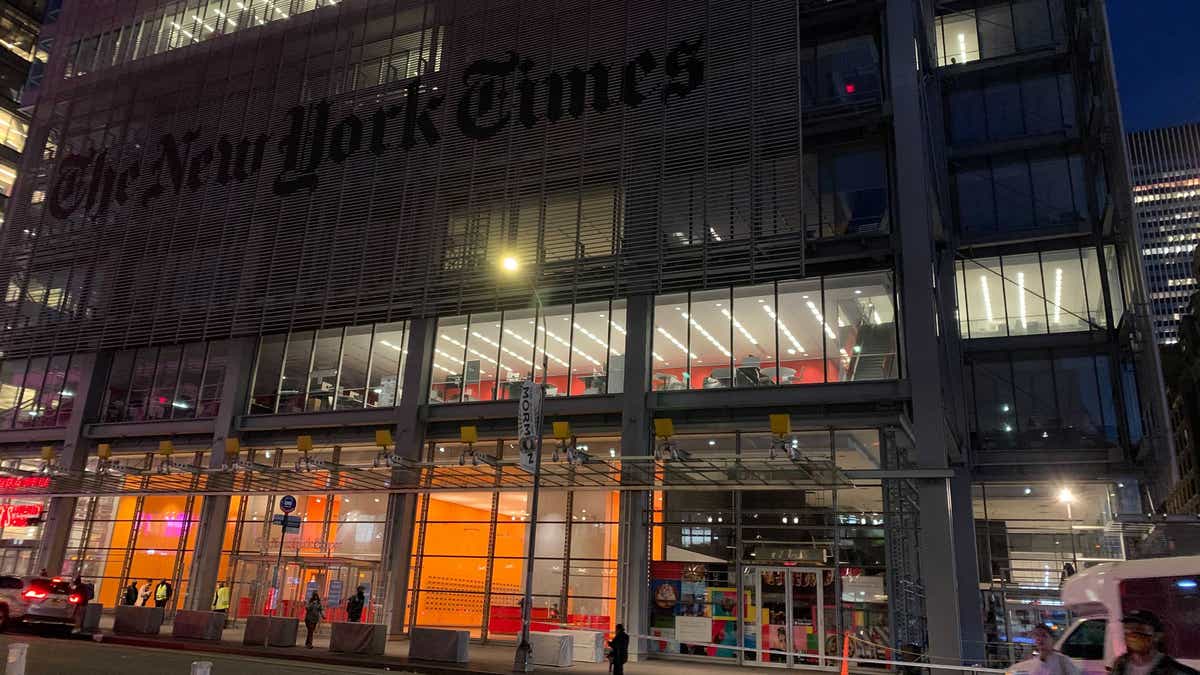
<box><xmin>949</xmin><ymin>86</ymin><xmax>986</xmax><ymax>145</ymax></box>
<box><xmin>102</xmin><ymin>350</ymin><xmax>135</xmax><ymax>422</ymax></box>
<box><xmin>732</xmin><ymin>285</ymin><xmax>776</xmax><ymax>387</ymax></box>
<box><xmin>0</xmin><ymin>108</ymin><xmax>28</xmax><ymax>153</ymax></box>
<box><xmin>978</xmin><ymin>4</ymin><xmax>1015</xmax><ymax>60</ymax></box>
<box><xmin>307</xmin><ymin>328</ymin><xmax>343</xmax><ymax>413</ymax></box>
<box><xmin>1042</xmin><ymin>250</ymin><xmax>1088</xmax><ymax>333</ymax></box>
<box><xmin>464</xmin><ymin>312</ymin><xmax>501</xmax><ymax>402</ymax></box>
<box><xmin>147</xmin><ymin>345</ymin><xmax>182</xmax><ymax>420</ymax></box>
<box><xmin>992</xmin><ymin>158</ymin><xmax>1035</xmax><ymax>232</ymax></box>
<box><xmin>172</xmin><ymin>342</ymin><xmax>207</xmax><ymax>419</ymax></box>
<box><xmin>1119</xmin><ymin>577</ymin><xmax>1200</xmax><ymax>660</ymax></box>
<box><xmin>1053</xmin><ymin>355</ymin><xmax>1105</xmax><ymax>445</ymax></box>
<box><xmin>1060</xmin><ymin>619</ymin><xmax>1106</xmax><ymax>660</ymax></box>
<box><xmin>1012</xmin><ymin>0</ymin><xmax>1053</xmax><ymax>51</ymax></box>
<box><xmin>1012</xmin><ymin>350</ymin><xmax>1056</xmax><ymax>436</ymax></box>
<box><xmin>1105</xmin><ymin>246</ymin><xmax>1125</xmax><ymax>324</ymax></box>
<box><xmin>984</xmin><ymin>80</ymin><xmax>1023</xmax><ymax>140</ymax></box>
<box><xmin>1021</xmin><ymin>74</ymin><xmax>1064</xmax><ymax>136</ymax></box>
<box><xmin>497</xmin><ymin>309</ymin><xmax>537</xmax><ymax>399</ymax></box>
<box><xmin>1030</xmin><ymin>154</ymin><xmax>1077</xmax><ymax>228</ymax></box>
<box><xmin>935</xmin><ymin>11</ymin><xmax>980</xmax><ymax>66</ymax></box>
<box><xmin>125</xmin><ymin>348</ymin><xmax>159</xmax><ymax>421</ymax></box>
<box><xmin>197</xmin><ymin>341</ymin><xmax>225</xmax><ymax>418</ymax></box>
<box><xmin>829</xmin><ymin>147</ymin><xmax>889</xmax><ymax>236</ymax></box>
<box><xmin>0</xmin><ymin>159</ymin><xmax>17</xmax><ymax>197</ymax></box>
<box><xmin>961</xmin><ymin>258</ymin><xmax>1005</xmax><ymax>338</ymax></box>
<box><xmin>776</xmin><ymin>279</ymin><xmax>826</xmax><ymax>384</ymax></box>
<box><xmin>824</xmin><ymin>273</ymin><xmax>898</xmax><ymax>382</ymax></box>
<box><xmin>606</xmin><ymin>299</ymin><xmax>627</xmax><ymax>394</ymax></box>
<box><xmin>337</xmin><ymin>325</ymin><xmax>372</xmax><ymax>409</ymax></box>
<box><xmin>432</xmin><ymin>317</ymin><xmax>468</xmax><ymax>404</ymax></box>
<box><xmin>368</xmin><ymin>322</ymin><xmax>406</xmax><ymax>407</ymax></box>
<box><xmin>1002</xmin><ymin>253</ymin><xmax>1045</xmax><ymax>336</ymax></box>
<box><xmin>971</xmin><ymin>356</ymin><xmax>1015</xmax><ymax>446</ymax></box>
<box><xmin>687</xmin><ymin>289</ymin><xmax>732</xmax><ymax>390</ymax></box>
<box><xmin>652</xmin><ymin>294</ymin><xmax>691</xmax><ymax>391</ymax></box>
<box><xmin>277</xmin><ymin>331</ymin><xmax>314</xmax><ymax>414</ymax></box>
<box><xmin>536</xmin><ymin>305</ymin><xmax>573</xmax><ymax>398</ymax></box>
<box><xmin>249</xmin><ymin>334</ymin><xmax>286</xmax><ymax>414</ymax></box>
<box><xmin>56</xmin><ymin>356</ymin><xmax>83</xmax><ymax>426</ymax></box>
<box><xmin>568</xmin><ymin>302</ymin><xmax>611</xmax><ymax>396</ymax></box>
<box><xmin>13</xmin><ymin>357</ymin><xmax>44</xmax><ymax>428</ymax></box>
<box><xmin>956</xmin><ymin>162</ymin><xmax>998</xmax><ymax>235</ymax></box>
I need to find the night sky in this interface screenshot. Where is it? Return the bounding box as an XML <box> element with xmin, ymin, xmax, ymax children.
<box><xmin>1108</xmin><ymin>0</ymin><xmax>1200</xmax><ymax>132</ymax></box>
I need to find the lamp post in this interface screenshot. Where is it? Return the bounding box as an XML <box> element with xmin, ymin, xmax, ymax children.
<box><xmin>503</xmin><ymin>255</ymin><xmax>547</xmax><ymax>673</ymax></box>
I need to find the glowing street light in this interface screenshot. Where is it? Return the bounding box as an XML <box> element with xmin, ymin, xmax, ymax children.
<box><xmin>501</xmin><ymin>255</ymin><xmax>520</xmax><ymax>272</ymax></box>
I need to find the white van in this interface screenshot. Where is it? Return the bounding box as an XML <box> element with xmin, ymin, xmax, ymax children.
<box><xmin>1057</xmin><ymin>556</ymin><xmax>1200</xmax><ymax>675</ymax></box>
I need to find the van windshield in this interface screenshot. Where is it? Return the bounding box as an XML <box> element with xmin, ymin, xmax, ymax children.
<box><xmin>1120</xmin><ymin>576</ymin><xmax>1200</xmax><ymax>660</ymax></box>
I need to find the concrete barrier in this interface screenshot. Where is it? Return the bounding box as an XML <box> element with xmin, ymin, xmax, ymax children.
<box><xmin>530</xmin><ymin>632</ymin><xmax>573</xmax><ymax>667</ymax></box>
<box><xmin>408</xmin><ymin>627</ymin><xmax>470</xmax><ymax>663</ymax></box>
<box><xmin>329</xmin><ymin>622</ymin><xmax>387</xmax><ymax>656</ymax></box>
<box><xmin>172</xmin><ymin>610</ymin><xmax>226</xmax><ymax>640</ymax></box>
<box><xmin>550</xmin><ymin>629</ymin><xmax>606</xmax><ymax>662</ymax></box>
<box><xmin>80</xmin><ymin>603</ymin><xmax>103</xmax><ymax>632</ymax></box>
<box><xmin>113</xmin><ymin>606</ymin><xmax>164</xmax><ymax>636</ymax></box>
<box><xmin>267</xmin><ymin>617</ymin><xmax>299</xmax><ymax>647</ymax></box>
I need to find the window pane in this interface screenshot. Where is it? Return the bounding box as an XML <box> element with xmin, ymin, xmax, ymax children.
<box><xmin>368</xmin><ymin>322</ymin><xmax>405</xmax><ymax>407</ymax></box>
<box><xmin>1021</xmin><ymin>74</ymin><xmax>1064</xmax><ymax>136</ymax></box>
<box><xmin>125</xmin><ymin>348</ymin><xmax>159</xmax><ymax>421</ymax></box>
<box><xmin>337</xmin><ymin>325</ymin><xmax>372</xmax><ymax>409</ymax></box>
<box><xmin>978</xmin><ymin>4</ymin><xmax>1015</xmax><ymax>59</ymax></box>
<box><xmin>606</xmin><ymin>300</ymin><xmax>627</xmax><ymax>394</ymax></box>
<box><xmin>172</xmin><ymin>342</ymin><xmax>207</xmax><ymax>419</ymax></box>
<box><xmin>431</xmin><ymin>316</ymin><xmax>467</xmax><ymax>404</ymax></box>
<box><xmin>776</xmin><ymin>279</ymin><xmax>826</xmax><ymax>384</ymax></box>
<box><xmin>1052</xmin><ymin>355</ymin><xmax>1105</xmax><ymax>446</ymax></box>
<box><xmin>1012</xmin><ymin>351</ymin><xmax>1056</xmax><ymax>436</ymax></box>
<box><xmin>464</xmin><ymin>312</ymin><xmax>501</xmax><ymax>402</ymax></box>
<box><xmin>194</xmin><ymin>340</ymin><xmax>226</xmax><ymax>418</ymax></box>
<box><xmin>652</xmin><ymin>294</ymin><xmax>691</xmax><ymax>391</ymax></box>
<box><xmin>962</xmin><ymin>258</ymin><xmax>1006</xmax><ymax>338</ymax></box>
<box><xmin>306</xmin><ymin>328</ymin><xmax>343</xmax><ymax>412</ymax></box>
<box><xmin>1012</xmin><ymin>0</ymin><xmax>1052</xmax><ymax>50</ymax></box>
<box><xmin>147</xmin><ymin>345</ymin><xmax>181</xmax><ymax>421</ymax></box>
<box><xmin>102</xmin><ymin>350</ymin><xmax>136</xmax><ymax>422</ymax></box>
<box><xmin>249</xmin><ymin>334</ymin><xmax>286</xmax><ymax>414</ymax></box>
<box><xmin>936</xmin><ymin>12</ymin><xmax>979</xmax><ymax>66</ymax></box>
<box><xmin>687</xmin><ymin>289</ymin><xmax>732</xmax><ymax>390</ymax></box>
<box><xmin>1042</xmin><ymin>250</ymin><xmax>1088</xmax><ymax>333</ymax></box>
<box><xmin>1002</xmin><ymin>253</ymin><xmax>1046</xmax><ymax>336</ymax></box>
<box><xmin>13</xmin><ymin>357</ymin><xmax>44</xmax><ymax>429</ymax></box>
<box><xmin>955</xmin><ymin>263</ymin><xmax>969</xmax><ymax>338</ymax></box>
<box><xmin>498</xmin><ymin>309</ymin><xmax>537</xmax><ymax>400</ymax></box>
<box><xmin>1095</xmin><ymin>356</ymin><xmax>1118</xmax><ymax>443</ymax></box>
<box><xmin>277</xmin><ymin>331</ymin><xmax>314</xmax><ymax>414</ymax></box>
<box><xmin>831</xmin><ymin>147</ymin><xmax>888</xmax><ymax>235</ymax></box>
<box><xmin>56</xmin><ymin>356</ymin><xmax>83</xmax><ymax>425</ymax></box>
<box><xmin>1070</xmin><ymin>154</ymin><xmax>1090</xmax><ymax>222</ymax></box>
<box><xmin>732</xmin><ymin>285</ymin><xmax>776</xmax><ymax>387</ymax></box>
<box><xmin>569</xmin><ymin>302</ymin><xmax>611</xmax><ymax>396</ymax></box>
<box><xmin>949</xmin><ymin>86</ymin><xmax>986</xmax><ymax>145</ymax></box>
<box><xmin>824</xmin><ymin>272</ymin><xmax>897</xmax><ymax>381</ymax></box>
<box><xmin>1105</xmin><ymin>246</ymin><xmax>1125</xmax><ymax>323</ymax></box>
<box><xmin>956</xmin><ymin>163</ymin><xmax>997</xmax><ymax>235</ymax></box>
<box><xmin>1031</xmin><ymin>154</ymin><xmax>1076</xmax><ymax>228</ymax></box>
<box><xmin>984</xmin><ymin>80</ymin><xmax>1022</xmax><ymax>140</ymax></box>
<box><xmin>972</xmin><ymin>356</ymin><xmax>1015</xmax><ymax>449</ymax></box>
<box><xmin>537</xmin><ymin>305</ymin><xmax>573</xmax><ymax>398</ymax></box>
<box><xmin>993</xmin><ymin>158</ymin><xmax>1035</xmax><ymax>232</ymax></box>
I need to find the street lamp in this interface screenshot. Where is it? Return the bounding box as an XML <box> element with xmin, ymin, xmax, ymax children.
<box><xmin>501</xmin><ymin>253</ymin><xmax>548</xmax><ymax>672</ymax></box>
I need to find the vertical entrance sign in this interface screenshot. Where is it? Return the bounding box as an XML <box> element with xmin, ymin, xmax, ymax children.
<box><xmin>517</xmin><ymin>381</ymin><xmax>544</xmax><ymax>473</ymax></box>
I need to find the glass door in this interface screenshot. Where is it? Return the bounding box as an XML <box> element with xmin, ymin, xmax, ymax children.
<box><xmin>742</xmin><ymin>567</ymin><xmax>827</xmax><ymax>668</ymax></box>
<box><xmin>790</xmin><ymin>569</ymin><xmax>825</xmax><ymax>667</ymax></box>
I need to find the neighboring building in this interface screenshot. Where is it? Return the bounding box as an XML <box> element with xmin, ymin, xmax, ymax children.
<box><xmin>0</xmin><ymin>0</ymin><xmax>45</xmax><ymax>223</ymax></box>
<box><xmin>0</xmin><ymin>0</ymin><xmax>1174</xmax><ymax>669</ymax></box>
<box><xmin>1129</xmin><ymin>122</ymin><xmax>1200</xmax><ymax>345</ymax></box>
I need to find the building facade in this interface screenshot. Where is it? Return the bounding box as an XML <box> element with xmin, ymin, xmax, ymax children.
<box><xmin>0</xmin><ymin>0</ymin><xmax>46</xmax><ymax>222</ymax></box>
<box><xmin>0</xmin><ymin>0</ymin><xmax>1171</xmax><ymax>668</ymax></box>
<box><xmin>1128</xmin><ymin>123</ymin><xmax>1200</xmax><ymax>345</ymax></box>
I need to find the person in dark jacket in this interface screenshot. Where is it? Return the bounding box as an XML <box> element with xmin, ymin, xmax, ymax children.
<box><xmin>608</xmin><ymin>623</ymin><xmax>630</xmax><ymax>675</ymax></box>
<box><xmin>1110</xmin><ymin>611</ymin><xmax>1199</xmax><ymax>675</ymax></box>
<box><xmin>303</xmin><ymin>591</ymin><xmax>324</xmax><ymax>648</ymax></box>
<box><xmin>122</xmin><ymin>581</ymin><xmax>139</xmax><ymax>606</ymax></box>
<box><xmin>346</xmin><ymin>586</ymin><xmax>365</xmax><ymax>622</ymax></box>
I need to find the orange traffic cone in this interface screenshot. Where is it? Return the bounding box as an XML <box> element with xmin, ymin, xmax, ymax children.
<box><xmin>840</xmin><ymin>631</ymin><xmax>851</xmax><ymax>675</ymax></box>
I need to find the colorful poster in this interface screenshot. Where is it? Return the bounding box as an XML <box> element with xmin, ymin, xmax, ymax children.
<box><xmin>679</xmin><ymin>581</ymin><xmax>707</xmax><ymax>617</ymax></box>
<box><xmin>648</xmin><ymin>626</ymin><xmax>678</xmax><ymax>654</ymax></box>
<box><xmin>651</xmin><ymin>579</ymin><xmax>681</xmax><ymax>622</ymax></box>
<box><xmin>708</xmin><ymin>587</ymin><xmax>739</xmax><ymax>619</ymax></box>
<box><xmin>675</xmin><ymin>615</ymin><xmax>713</xmax><ymax>644</ymax></box>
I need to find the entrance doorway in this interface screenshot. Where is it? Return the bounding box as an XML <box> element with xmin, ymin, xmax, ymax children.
<box><xmin>742</xmin><ymin>566</ymin><xmax>830</xmax><ymax>668</ymax></box>
<box><xmin>231</xmin><ymin>555</ymin><xmax>379</xmax><ymax>622</ymax></box>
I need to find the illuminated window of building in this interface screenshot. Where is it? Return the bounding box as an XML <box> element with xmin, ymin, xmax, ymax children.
<box><xmin>0</xmin><ymin>109</ymin><xmax>27</xmax><ymax>153</ymax></box>
<box><xmin>0</xmin><ymin>160</ymin><xmax>17</xmax><ymax>197</ymax></box>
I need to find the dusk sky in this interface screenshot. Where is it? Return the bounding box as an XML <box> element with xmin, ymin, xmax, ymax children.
<box><xmin>1108</xmin><ymin>0</ymin><xmax>1200</xmax><ymax>132</ymax></box>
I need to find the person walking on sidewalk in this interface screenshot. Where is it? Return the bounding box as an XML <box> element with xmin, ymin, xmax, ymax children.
<box><xmin>1009</xmin><ymin>625</ymin><xmax>1079</xmax><ymax>675</ymax></box>
<box><xmin>1110</xmin><ymin>611</ymin><xmax>1199</xmax><ymax>675</ymax></box>
<box><xmin>304</xmin><ymin>591</ymin><xmax>324</xmax><ymax>649</ymax></box>
<box><xmin>608</xmin><ymin>623</ymin><xmax>630</xmax><ymax>675</ymax></box>
<box><xmin>346</xmin><ymin>586</ymin><xmax>365</xmax><ymax>623</ymax></box>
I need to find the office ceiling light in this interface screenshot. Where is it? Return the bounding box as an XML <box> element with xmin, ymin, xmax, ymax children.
<box><xmin>980</xmin><ymin>275</ymin><xmax>994</xmax><ymax>322</ymax></box>
<box><xmin>434</xmin><ymin>348</ymin><xmax>464</xmax><ymax>365</ymax></box>
<box><xmin>957</xmin><ymin>32</ymin><xmax>967</xmax><ymax>64</ymax></box>
<box><xmin>610</xmin><ymin>321</ymin><xmax>627</xmax><ymax>336</ymax></box>
<box><xmin>379</xmin><ymin>339</ymin><xmax>403</xmax><ymax>352</ymax></box>
<box><xmin>651</xmin><ymin>351</ymin><xmax>666</xmax><ymax>363</ymax></box>
<box><xmin>433</xmin><ymin>363</ymin><xmax>457</xmax><ymax>375</ymax></box>
<box><xmin>1017</xmin><ymin>271</ymin><xmax>1028</xmax><ymax>329</ymax></box>
<box><xmin>681</xmin><ymin>311</ymin><xmax>731</xmax><ymax>357</ymax></box>
<box><xmin>805</xmin><ymin>301</ymin><xmax>837</xmax><ymax>339</ymax></box>
<box><xmin>476</xmin><ymin>331</ymin><xmax>534</xmax><ymax>368</ymax></box>
<box><xmin>572</xmin><ymin>322</ymin><xmax>616</xmax><ymax>355</ymax></box>
<box><xmin>656</xmin><ymin>327</ymin><xmax>695</xmax><ymax>358</ymax></box>
<box><xmin>1053</xmin><ymin>267</ymin><xmax>1063</xmax><ymax>324</ymax></box>
<box><xmin>720</xmin><ymin>308</ymin><xmax>758</xmax><ymax>345</ymax></box>
<box><xmin>538</xmin><ymin>325</ymin><xmax>599</xmax><ymax>366</ymax></box>
<box><xmin>763</xmin><ymin>305</ymin><xmax>805</xmax><ymax>353</ymax></box>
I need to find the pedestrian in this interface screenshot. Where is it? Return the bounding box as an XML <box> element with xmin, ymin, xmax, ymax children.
<box><xmin>138</xmin><ymin>580</ymin><xmax>152</xmax><ymax>606</ymax></box>
<box><xmin>1008</xmin><ymin>625</ymin><xmax>1079</xmax><ymax>675</ymax></box>
<box><xmin>154</xmin><ymin>579</ymin><xmax>172</xmax><ymax>608</ymax></box>
<box><xmin>346</xmin><ymin>585</ymin><xmax>365</xmax><ymax>623</ymax></box>
<box><xmin>304</xmin><ymin>591</ymin><xmax>324</xmax><ymax>649</ymax></box>
<box><xmin>123</xmin><ymin>581</ymin><xmax>139</xmax><ymax>606</ymax></box>
<box><xmin>212</xmin><ymin>581</ymin><xmax>231</xmax><ymax>614</ymax></box>
<box><xmin>608</xmin><ymin>623</ymin><xmax>630</xmax><ymax>675</ymax></box>
<box><xmin>1110</xmin><ymin>611</ymin><xmax>1199</xmax><ymax>675</ymax></box>
<box><xmin>70</xmin><ymin>575</ymin><xmax>93</xmax><ymax>629</ymax></box>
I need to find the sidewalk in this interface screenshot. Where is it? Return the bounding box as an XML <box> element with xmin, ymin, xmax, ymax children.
<box><xmin>88</xmin><ymin>616</ymin><xmax>769</xmax><ymax>675</ymax></box>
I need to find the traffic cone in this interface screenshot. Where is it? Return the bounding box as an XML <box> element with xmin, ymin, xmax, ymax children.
<box><xmin>840</xmin><ymin>631</ymin><xmax>851</xmax><ymax>675</ymax></box>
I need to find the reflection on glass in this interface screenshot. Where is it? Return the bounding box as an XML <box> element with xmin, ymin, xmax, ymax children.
<box><xmin>277</xmin><ymin>331</ymin><xmax>315</xmax><ymax>413</ymax></box>
<box><xmin>464</xmin><ymin>312</ymin><xmax>501</xmax><ymax>402</ymax></box>
<box><xmin>651</xmin><ymin>294</ymin><xmax>691</xmax><ymax>391</ymax></box>
<box><xmin>368</xmin><ymin>322</ymin><xmax>406</xmax><ymax>408</ymax></box>
<box><xmin>732</xmin><ymin>285</ymin><xmax>776</xmax><ymax>387</ymax></box>
<box><xmin>776</xmin><ymin>279</ymin><xmax>826</xmax><ymax>384</ymax></box>
<box><xmin>1002</xmin><ymin>253</ymin><xmax>1045</xmax><ymax>336</ymax></box>
<box><xmin>497</xmin><ymin>309</ymin><xmax>537</xmax><ymax>400</ymax></box>
<box><xmin>306</xmin><ymin>328</ymin><xmax>342</xmax><ymax>412</ymax></box>
<box><xmin>607</xmin><ymin>300</ymin><xmax>627</xmax><ymax>394</ymax></box>
<box><xmin>536</xmin><ymin>305</ymin><xmax>573</xmax><ymax>397</ymax></box>
<box><xmin>687</xmin><ymin>288</ymin><xmax>732</xmax><ymax>390</ymax></box>
<box><xmin>570</xmin><ymin>301</ymin><xmax>611</xmax><ymax>396</ymax></box>
<box><xmin>824</xmin><ymin>273</ymin><xmax>897</xmax><ymax>382</ymax></box>
<box><xmin>172</xmin><ymin>343</ymin><xmax>206</xmax><ymax>420</ymax></box>
<box><xmin>432</xmin><ymin>317</ymin><xmax>468</xmax><ymax>404</ymax></box>
<box><xmin>337</xmin><ymin>325</ymin><xmax>372</xmax><ymax>409</ymax></box>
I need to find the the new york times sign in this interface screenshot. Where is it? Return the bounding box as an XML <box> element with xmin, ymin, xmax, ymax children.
<box><xmin>47</xmin><ymin>38</ymin><xmax>704</xmax><ymax>220</ymax></box>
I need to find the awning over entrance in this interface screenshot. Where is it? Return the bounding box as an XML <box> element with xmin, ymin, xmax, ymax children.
<box><xmin>0</xmin><ymin>452</ymin><xmax>917</xmax><ymax>498</ymax></box>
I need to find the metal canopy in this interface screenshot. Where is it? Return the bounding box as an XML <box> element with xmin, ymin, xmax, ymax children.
<box><xmin>0</xmin><ymin>453</ymin><xmax>861</xmax><ymax>498</ymax></box>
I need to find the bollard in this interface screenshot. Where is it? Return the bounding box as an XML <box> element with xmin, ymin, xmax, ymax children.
<box><xmin>191</xmin><ymin>661</ymin><xmax>213</xmax><ymax>675</ymax></box>
<box><xmin>7</xmin><ymin>642</ymin><xmax>29</xmax><ymax>675</ymax></box>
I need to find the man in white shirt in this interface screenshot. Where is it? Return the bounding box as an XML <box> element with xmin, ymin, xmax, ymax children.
<box><xmin>1009</xmin><ymin>625</ymin><xmax>1081</xmax><ymax>675</ymax></box>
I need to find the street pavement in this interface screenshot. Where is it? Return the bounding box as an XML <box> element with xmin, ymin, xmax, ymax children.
<box><xmin>0</xmin><ymin>632</ymin><xmax>414</xmax><ymax>674</ymax></box>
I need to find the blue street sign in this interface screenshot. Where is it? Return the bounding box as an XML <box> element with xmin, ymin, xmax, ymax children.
<box><xmin>327</xmin><ymin>579</ymin><xmax>343</xmax><ymax>607</ymax></box>
<box><xmin>279</xmin><ymin>495</ymin><xmax>297</xmax><ymax>513</ymax></box>
<box><xmin>271</xmin><ymin>514</ymin><xmax>302</xmax><ymax>532</ymax></box>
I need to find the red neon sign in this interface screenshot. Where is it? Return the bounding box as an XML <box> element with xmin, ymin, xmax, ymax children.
<box><xmin>0</xmin><ymin>476</ymin><xmax>50</xmax><ymax>490</ymax></box>
<box><xmin>0</xmin><ymin>503</ymin><xmax>43</xmax><ymax>528</ymax></box>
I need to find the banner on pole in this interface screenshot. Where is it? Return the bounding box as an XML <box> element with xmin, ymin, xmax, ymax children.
<box><xmin>517</xmin><ymin>381</ymin><xmax>544</xmax><ymax>473</ymax></box>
